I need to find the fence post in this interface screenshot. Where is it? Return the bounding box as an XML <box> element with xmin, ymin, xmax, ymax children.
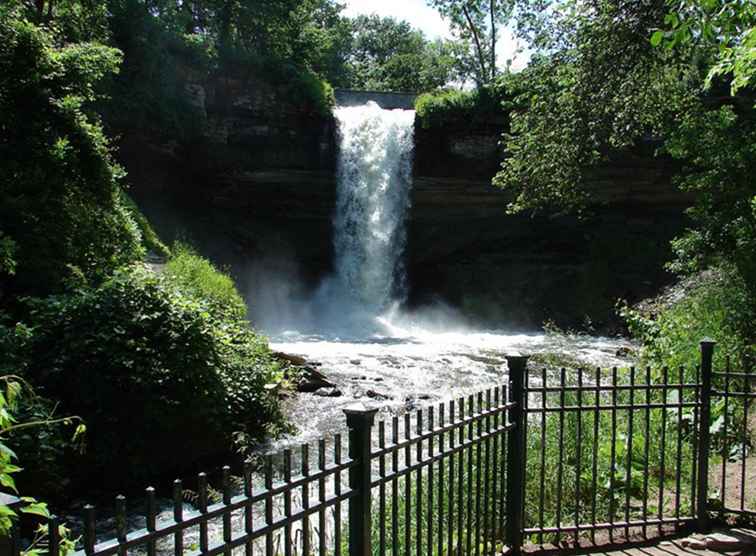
<box><xmin>697</xmin><ymin>339</ymin><xmax>715</xmax><ymax>531</ymax></box>
<box><xmin>505</xmin><ymin>354</ymin><xmax>529</xmax><ymax>556</ymax></box>
<box><xmin>344</xmin><ymin>404</ymin><xmax>378</xmax><ymax>556</ymax></box>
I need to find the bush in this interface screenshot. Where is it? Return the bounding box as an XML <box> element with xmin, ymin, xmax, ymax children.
<box><xmin>9</xmin><ymin>264</ymin><xmax>285</xmax><ymax>488</ymax></box>
<box><xmin>414</xmin><ymin>82</ymin><xmax>510</xmax><ymax>129</ymax></box>
<box><xmin>163</xmin><ymin>243</ymin><xmax>245</xmax><ymax>320</ymax></box>
<box><xmin>0</xmin><ymin>11</ymin><xmax>145</xmax><ymax>297</ymax></box>
<box><xmin>620</xmin><ymin>265</ymin><xmax>756</xmax><ymax>372</ymax></box>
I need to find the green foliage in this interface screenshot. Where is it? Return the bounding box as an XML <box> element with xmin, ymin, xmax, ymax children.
<box><xmin>664</xmin><ymin>104</ymin><xmax>756</xmax><ymax>289</ymax></box>
<box><xmin>8</xmin><ymin>265</ymin><xmax>284</xmax><ymax>485</ymax></box>
<box><xmin>494</xmin><ymin>1</ymin><xmax>694</xmax><ymax>214</ymax></box>
<box><xmin>344</xmin><ymin>15</ymin><xmax>462</xmax><ymax>92</ymax></box>
<box><xmin>654</xmin><ymin>0</ymin><xmax>756</xmax><ymax>95</ymax></box>
<box><xmin>119</xmin><ymin>191</ymin><xmax>170</xmax><ymax>257</ymax></box>
<box><xmin>619</xmin><ymin>267</ymin><xmax>756</xmax><ymax>372</ymax></box>
<box><xmin>415</xmin><ymin>82</ymin><xmax>510</xmax><ymax>128</ymax></box>
<box><xmin>0</xmin><ymin>10</ymin><xmax>144</xmax><ymax>297</ymax></box>
<box><xmin>164</xmin><ymin>243</ymin><xmax>246</xmax><ymax>321</ymax></box>
<box><xmin>0</xmin><ymin>374</ymin><xmax>82</xmax><ymax>544</ymax></box>
<box><xmin>428</xmin><ymin>0</ymin><xmax>518</xmax><ymax>86</ymax></box>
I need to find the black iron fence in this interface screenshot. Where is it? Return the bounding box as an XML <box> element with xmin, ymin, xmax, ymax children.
<box><xmin>5</xmin><ymin>340</ymin><xmax>753</xmax><ymax>555</ymax></box>
<box><xmin>711</xmin><ymin>356</ymin><xmax>756</xmax><ymax>518</ymax></box>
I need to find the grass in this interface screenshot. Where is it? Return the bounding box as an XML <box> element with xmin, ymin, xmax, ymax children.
<box><xmin>163</xmin><ymin>242</ymin><xmax>247</xmax><ymax>321</ymax></box>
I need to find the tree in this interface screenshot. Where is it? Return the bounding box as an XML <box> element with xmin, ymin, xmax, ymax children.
<box><xmin>427</xmin><ymin>0</ymin><xmax>516</xmax><ymax>86</ymax></box>
<box><xmin>653</xmin><ymin>0</ymin><xmax>756</xmax><ymax>95</ymax></box>
<box><xmin>0</xmin><ymin>7</ymin><xmax>145</xmax><ymax>299</ymax></box>
<box><xmin>493</xmin><ymin>0</ymin><xmax>756</xmax><ymax>365</ymax></box>
<box><xmin>344</xmin><ymin>15</ymin><xmax>461</xmax><ymax>92</ymax></box>
<box><xmin>494</xmin><ymin>0</ymin><xmax>686</xmax><ymax>213</ymax></box>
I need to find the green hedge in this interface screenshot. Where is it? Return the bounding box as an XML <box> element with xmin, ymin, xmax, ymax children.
<box><xmin>6</xmin><ymin>263</ymin><xmax>285</xmax><ymax>490</ymax></box>
<box><xmin>414</xmin><ymin>82</ymin><xmax>511</xmax><ymax>129</ymax></box>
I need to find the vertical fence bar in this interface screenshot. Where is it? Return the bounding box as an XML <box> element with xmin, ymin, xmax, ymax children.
<box><xmin>243</xmin><ymin>463</ymin><xmax>254</xmax><ymax>556</ymax></box>
<box><xmin>427</xmin><ymin>406</ymin><xmax>435</xmax><ymax>556</ymax></box>
<box><xmin>284</xmin><ymin>451</ymin><xmax>293</xmax><ymax>556</ymax></box>
<box><xmin>46</xmin><ymin>515</ymin><xmax>59</xmax><ymax>556</ymax></box>
<box><xmin>405</xmin><ymin>412</ymin><xmax>412</xmax><ymax>556</ymax></box>
<box><xmin>222</xmin><ymin>466</ymin><xmax>232</xmax><ymax>556</ymax></box>
<box><xmin>740</xmin><ymin>363</ymin><xmax>750</xmax><ymax>511</ymax></box>
<box><xmin>437</xmin><ymin>403</ymin><xmax>445</xmax><ymax>556</ymax></box>
<box><xmin>591</xmin><ymin>367</ymin><xmax>600</xmax><ymax>544</ymax></box>
<box><xmin>116</xmin><ymin>495</ymin><xmax>127</xmax><ymax>556</ymax></box>
<box><xmin>84</xmin><ymin>504</ymin><xmax>96</xmax><ymax>556</ymax></box>
<box><xmin>416</xmin><ymin>409</ymin><xmax>424</xmax><ymax>556</ymax></box>
<box><xmin>457</xmin><ymin>398</ymin><xmax>464</xmax><ymax>556</ymax></box>
<box><xmin>697</xmin><ymin>339</ymin><xmax>715</xmax><ymax>530</ymax></box>
<box><xmin>505</xmin><ymin>355</ymin><xmax>528</xmax><ymax>555</ymax></box>
<box><xmin>335</xmin><ymin>434</ymin><xmax>343</xmax><ymax>556</ymax></box>
<box><xmin>474</xmin><ymin>393</ymin><xmax>483</xmax><ymax>556</ymax></box>
<box><xmin>344</xmin><ymin>406</ymin><xmax>378</xmax><ymax>556</ymax></box>
<box><xmin>556</xmin><ymin>368</ymin><xmax>565</xmax><ymax>541</ymax></box>
<box><xmin>575</xmin><ymin>367</ymin><xmax>583</xmax><ymax>543</ymax></box>
<box><xmin>675</xmin><ymin>367</ymin><xmax>683</xmax><ymax>524</ymax></box>
<box><xmin>609</xmin><ymin>367</ymin><xmax>618</xmax><ymax>542</ymax></box>
<box><xmin>302</xmin><ymin>444</ymin><xmax>311</xmax><ymax>556</ymax></box>
<box><xmin>642</xmin><ymin>366</ymin><xmax>651</xmax><ymax>539</ymax></box>
<box><xmin>172</xmin><ymin>481</ymin><xmax>183</xmax><ymax>556</ymax></box>
<box><xmin>466</xmin><ymin>395</ymin><xmax>474</xmax><ymax>556</ymax></box>
<box><xmin>448</xmin><ymin>399</ymin><xmax>456</xmax><ymax>556</ymax></box>
<box><xmin>490</xmin><ymin>390</ymin><xmax>500</xmax><ymax>544</ymax></box>
<box><xmin>720</xmin><ymin>358</ymin><xmax>730</xmax><ymax>515</ymax></box>
<box><xmin>318</xmin><ymin>440</ymin><xmax>327</xmax><ymax>556</ymax></box>
<box><xmin>391</xmin><ymin>417</ymin><xmax>399</xmax><ymax>556</ymax></box>
<box><xmin>625</xmin><ymin>367</ymin><xmax>635</xmax><ymax>540</ymax></box>
<box><xmin>483</xmin><ymin>390</ymin><xmax>491</xmax><ymax>555</ymax></box>
<box><xmin>146</xmin><ymin>487</ymin><xmax>157</xmax><ymax>556</ymax></box>
<box><xmin>539</xmin><ymin>367</ymin><xmax>547</xmax><ymax>546</ymax></box>
<box><xmin>378</xmin><ymin>422</ymin><xmax>386</xmax><ymax>556</ymax></box>
<box><xmin>658</xmin><ymin>367</ymin><xmax>669</xmax><ymax>536</ymax></box>
<box><xmin>264</xmin><ymin>458</ymin><xmax>274</xmax><ymax>556</ymax></box>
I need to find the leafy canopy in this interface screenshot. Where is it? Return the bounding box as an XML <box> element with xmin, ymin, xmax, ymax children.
<box><xmin>0</xmin><ymin>9</ymin><xmax>144</xmax><ymax>298</ymax></box>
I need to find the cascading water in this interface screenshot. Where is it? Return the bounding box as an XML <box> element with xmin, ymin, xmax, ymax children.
<box><xmin>265</xmin><ymin>99</ymin><xmax>630</xmax><ymax>446</ymax></box>
<box><xmin>330</xmin><ymin>101</ymin><xmax>415</xmax><ymax>314</ymax></box>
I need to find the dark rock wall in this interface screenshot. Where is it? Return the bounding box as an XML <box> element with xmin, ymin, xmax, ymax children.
<box><xmin>120</xmin><ymin>78</ymin><xmax>690</xmax><ymax>331</ymax></box>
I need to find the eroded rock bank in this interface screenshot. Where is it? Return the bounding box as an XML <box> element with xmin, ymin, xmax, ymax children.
<box><xmin>119</xmin><ymin>74</ymin><xmax>691</xmax><ymax>331</ymax></box>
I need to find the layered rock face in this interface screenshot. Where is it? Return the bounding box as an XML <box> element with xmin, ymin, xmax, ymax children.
<box><xmin>410</xmin><ymin>122</ymin><xmax>689</xmax><ymax>329</ymax></box>
<box><xmin>121</xmin><ymin>77</ymin><xmax>691</xmax><ymax>331</ymax></box>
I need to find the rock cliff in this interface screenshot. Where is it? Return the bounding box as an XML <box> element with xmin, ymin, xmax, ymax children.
<box><xmin>120</xmin><ymin>77</ymin><xmax>691</xmax><ymax>331</ymax></box>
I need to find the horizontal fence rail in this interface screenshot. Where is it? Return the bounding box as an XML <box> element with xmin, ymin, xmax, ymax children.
<box><xmin>7</xmin><ymin>339</ymin><xmax>755</xmax><ymax>556</ymax></box>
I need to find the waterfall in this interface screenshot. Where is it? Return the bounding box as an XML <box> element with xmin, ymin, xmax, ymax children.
<box><xmin>331</xmin><ymin>101</ymin><xmax>415</xmax><ymax>314</ymax></box>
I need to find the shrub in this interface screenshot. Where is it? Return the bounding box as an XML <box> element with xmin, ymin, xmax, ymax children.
<box><xmin>120</xmin><ymin>191</ymin><xmax>170</xmax><ymax>257</ymax></box>
<box><xmin>0</xmin><ymin>12</ymin><xmax>145</xmax><ymax>297</ymax></box>
<box><xmin>620</xmin><ymin>265</ymin><xmax>756</xmax><ymax>372</ymax></box>
<box><xmin>163</xmin><ymin>243</ymin><xmax>246</xmax><ymax>321</ymax></box>
<box><xmin>10</xmin><ymin>265</ymin><xmax>285</xmax><ymax>488</ymax></box>
<box><xmin>414</xmin><ymin>82</ymin><xmax>510</xmax><ymax>129</ymax></box>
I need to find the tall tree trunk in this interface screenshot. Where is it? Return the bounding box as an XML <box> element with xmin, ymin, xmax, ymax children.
<box><xmin>462</xmin><ymin>5</ymin><xmax>489</xmax><ymax>84</ymax></box>
<box><xmin>490</xmin><ymin>0</ymin><xmax>496</xmax><ymax>80</ymax></box>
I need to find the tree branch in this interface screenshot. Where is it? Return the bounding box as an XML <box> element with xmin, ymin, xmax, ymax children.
<box><xmin>462</xmin><ymin>4</ymin><xmax>489</xmax><ymax>84</ymax></box>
